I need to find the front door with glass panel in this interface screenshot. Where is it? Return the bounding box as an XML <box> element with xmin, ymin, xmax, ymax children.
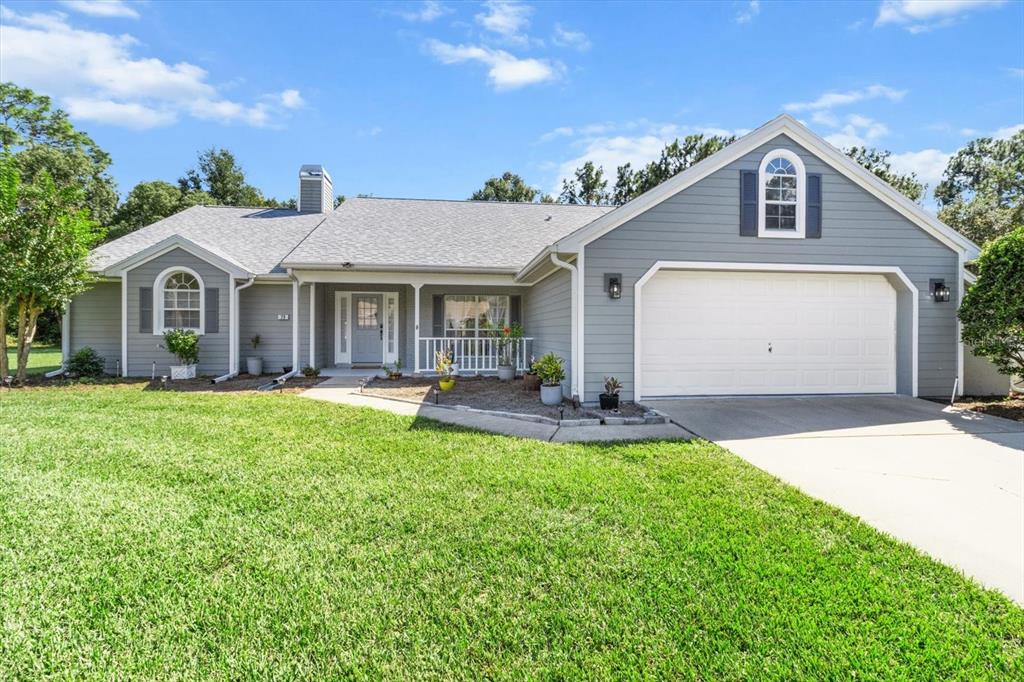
<box><xmin>352</xmin><ymin>294</ymin><xmax>383</xmax><ymax>364</ymax></box>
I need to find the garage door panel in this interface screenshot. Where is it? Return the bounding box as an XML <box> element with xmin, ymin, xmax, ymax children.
<box><xmin>640</xmin><ymin>271</ymin><xmax>897</xmax><ymax>397</ymax></box>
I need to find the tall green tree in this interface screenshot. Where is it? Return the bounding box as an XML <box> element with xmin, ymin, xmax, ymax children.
<box><xmin>845</xmin><ymin>146</ymin><xmax>926</xmax><ymax>203</ymax></box>
<box><xmin>0</xmin><ymin>82</ymin><xmax>118</xmax><ymax>225</ymax></box>
<box><xmin>178</xmin><ymin>147</ymin><xmax>266</xmax><ymax>207</ymax></box>
<box><xmin>559</xmin><ymin>161</ymin><xmax>608</xmax><ymax>205</ymax></box>
<box><xmin>613</xmin><ymin>134</ymin><xmax>735</xmax><ymax>205</ymax></box>
<box><xmin>108</xmin><ymin>181</ymin><xmax>202</xmax><ymax>241</ymax></box>
<box><xmin>0</xmin><ymin>156</ymin><xmax>19</xmax><ymax>379</ymax></box>
<box><xmin>935</xmin><ymin>131</ymin><xmax>1024</xmax><ymax>244</ymax></box>
<box><xmin>471</xmin><ymin>172</ymin><xmax>540</xmax><ymax>202</ymax></box>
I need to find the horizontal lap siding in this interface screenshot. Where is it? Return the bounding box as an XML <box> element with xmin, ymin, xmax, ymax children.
<box><xmin>69</xmin><ymin>282</ymin><xmax>121</xmax><ymax>374</ymax></box>
<box><xmin>522</xmin><ymin>270</ymin><xmax>571</xmax><ymax>390</ymax></box>
<box><xmin>584</xmin><ymin>133</ymin><xmax>959</xmax><ymax>400</ymax></box>
<box><xmin>240</xmin><ymin>283</ymin><xmax>294</xmax><ymax>374</ymax></box>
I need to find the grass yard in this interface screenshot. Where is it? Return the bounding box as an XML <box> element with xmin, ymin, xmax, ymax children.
<box><xmin>1</xmin><ymin>385</ymin><xmax>1021</xmax><ymax>679</ymax></box>
<box><xmin>4</xmin><ymin>341</ymin><xmax>62</xmax><ymax>377</ymax></box>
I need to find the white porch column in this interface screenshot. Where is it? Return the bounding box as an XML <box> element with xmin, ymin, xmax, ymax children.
<box><xmin>309</xmin><ymin>282</ymin><xmax>316</xmax><ymax>369</ymax></box>
<box><xmin>227</xmin><ymin>274</ymin><xmax>235</xmax><ymax>375</ymax></box>
<box><xmin>291</xmin><ymin>279</ymin><xmax>299</xmax><ymax>372</ymax></box>
<box><xmin>413</xmin><ymin>283</ymin><xmax>423</xmax><ymax>373</ymax></box>
<box><xmin>61</xmin><ymin>302</ymin><xmax>71</xmax><ymax>366</ymax></box>
<box><xmin>120</xmin><ymin>270</ymin><xmax>128</xmax><ymax>377</ymax></box>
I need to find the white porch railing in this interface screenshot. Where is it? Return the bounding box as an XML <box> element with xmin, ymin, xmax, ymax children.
<box><xmin>418</xmin><ymin>337</ymin><xmax>534</xmax><ymax>373</ymax></box>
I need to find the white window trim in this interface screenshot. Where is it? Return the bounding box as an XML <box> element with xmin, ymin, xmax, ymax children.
<box><xmin>442</xmin><ymin>294</ymin><xmax>511</xmax><ymax>337</ymax></box>
<box><xmin>153</xmin><ymin>265</ymin><xmax>205</xmax><ymax>335</ymax></box>
<box><xmin>757</xmin><ymin>148</ymin><xmax>806</xmax><ymax>239</ymax></box>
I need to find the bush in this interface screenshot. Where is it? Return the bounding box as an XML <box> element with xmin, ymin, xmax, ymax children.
<box><xmin>301</xmin><ymin>366</ymin><xmax>320</xmax><ymax>378</ymax></box>
<box><xmin>959</xmin><ymin>226</ymin><xmax>1024</xmax><ymax>379</ymax></box>
<box><xmin>67</xmin><ymin>347</ymin><xmax>105</xmax><ymax>377</ymax></box>
<box><xmin>161</xmin><ymin>329</ymin><xmax>199</xmax><ymax>365</ymax></box>
<box><xmin>532</xmin><ymin>352</ymin><xmax>565</xmax><ymax>386</ymax></box>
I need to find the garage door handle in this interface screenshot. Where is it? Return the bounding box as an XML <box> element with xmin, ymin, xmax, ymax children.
<box><xmin>768</xmin><ymin>342</ymin><xmax>772</xmax><ymax>353</ymax></box>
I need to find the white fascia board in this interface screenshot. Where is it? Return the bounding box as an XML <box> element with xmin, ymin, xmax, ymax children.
<box><xmin>291</xmin><ymin>269</ymin><xmax>529</xmax><ymax>287</ymax></box>
<box><xmin>281</xmin><ymin>261</ymin><xmax>520</xmax><ymax>275</ymax></box>
<box><xmin>101</xmin><ymin>235</ymin><xmax>253</xmax><ymax>279</ymax></box>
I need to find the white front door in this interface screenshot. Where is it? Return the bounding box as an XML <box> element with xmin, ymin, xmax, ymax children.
<box><xmin>640</xmin><ymin>270</ymin><xmax>897</xmax><ymax>396</ymax></box>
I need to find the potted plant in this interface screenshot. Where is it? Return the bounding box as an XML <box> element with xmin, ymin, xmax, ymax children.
<box><xmin>532</xmin><ymin>352</ymin><xmax>565</xmax><ymax>406</ymax></box>
<box><xmin>246</xmin><ymin>335</ymin><xmax>263</xmax><ymax>375</ymax></box>
<box><xmin>600</xmin><ymin>376</ymin><xmax>622</xmax><ymax>410</ymax></box>
<box><xmin>162</xmin><ymin>329</ymin><xmax>199</xmax><ymax>380</ymax></box>
<box><xmin>435</xmin><ymin>349</ymin><xmax>455</xmax><ymax>391</ymax></box>
<box><xmin>386</xmin><ymin>358</ymin><xmax>403</xmax><ymax>380</ymax></box>
<box><xmin>522</xmin><ymin>355</ymin><xmax>540</xmax><ymax>391</ymax></box>
<box><xmin>495</xmin><ymin>322</ymin><xmax>523</xmax><ymax>382</ymax></box>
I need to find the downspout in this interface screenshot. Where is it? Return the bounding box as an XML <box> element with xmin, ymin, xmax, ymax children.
<box><xmin>549</xmin><ymin>253</ymin><xmax>580</xmax><ymax>399</ymax></box>
<box><xmin>211</xmin><ymin>276</ymin><xmax>256</xmax><ymax>384</ymax></box>
<box><xmin>259</xmin><ymin>272</ymin><xmax>302</xmax><ymax>390</ymax></box>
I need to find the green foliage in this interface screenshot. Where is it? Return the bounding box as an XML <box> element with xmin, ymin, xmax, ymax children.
<box><xmin>531</xmin><ymin>351</ymin><xmax>565</xmax><ymax>386</ymax></box>
<box><xmin>108</xmin><ymin>180</ymin><xmax>189</xmax><ymax>241</ymax></box>
<box><xmin>471</xmin><ymin>172</ymin><xmax>540</xmax><ymax>202</ymax></box>
<box><xmin>495</xmin><ymin>321</ymin><xmax>524</xmax><ymax>366</ymax></box>
<box><xmin>67</xmin><ymin>346</ymin><xmax>105</xmax><ymax>378</ymax></box>
<box><xmin>560</xmin><ymin>161</ymin><xmax>608</xmax><ymax>205</ymax></box>
<box><xmin>603</xmin><ymin>376</ymin><xmax>622</xmax><ymax>396</ymax></box>
<box><xmin>613</xmin><ymin>134</ymin><xmax>735</xmax><ymax>204</ymax></box>
<box><xmin>958</xmin><ymin>227</ymin><xmax>1024</xmax><ymax>378</ymax></box>
<box><xmin>161</xmin><ymin>329</ymin><xmax>199</xmax><ymax>366</ymax></box>
<box><xmin>434</xmin><ymin>348</ymin><xmax>454</xmax><ymax>377</ymax></box>
<box><xmin>301</xmin><ymin>366</ymin><xmax>321</xmax><ymax>378</ymax></box>
<box><xmin>936</xmin><ymin>130</ymin><xmax>1024</xmax><ymax>244</ymax></box>
<box><xmin>178</xmin><ymin>147</ymin><xmax>267</xmax><ymax>207</ymax></box>
<box><xmin>845</xmin><ymin>146</ymin><xmax>926</xmax><ymax>203</ymax></box>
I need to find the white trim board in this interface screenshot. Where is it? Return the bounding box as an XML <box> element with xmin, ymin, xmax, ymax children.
<box><xmin>292</xmin><ymin>269</ymin><xmax>528</xmax><ymax>287</ymax></box>
<box><xmin>152</xmin><ymin>265</ymin><xmax>206</xmax><ymax>335</ymax></box>
<box><xmin>334</xmin><ymin>290</ymin><xmax>401</xmax><ymax>367</ymax></box>
<box><xmin>631</xmin><ymin>261</ymin><xmax>919</xmax><ymax>401</ymax></box>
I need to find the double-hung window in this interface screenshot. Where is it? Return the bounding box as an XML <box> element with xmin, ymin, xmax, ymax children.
<box><xmin>443</xmin><ymin>295</ymin><xmax>510</xmax><ymax>337</ymax></box>
<box><xmin>155</xmin><ymin>268</ymin><xmax>204</xmax><ymax>333</ymax></box>
<box><xmin>758</xmin><ymin>149</ymin><xmax>806</xmax><ymax>238</ymax></box>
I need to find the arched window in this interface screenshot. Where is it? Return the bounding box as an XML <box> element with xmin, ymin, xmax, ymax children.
<box><xmin>155</xmin><ymin>267</ymin><xmax>204</xmax><ymax>333</ymax></box>
<box><xmin>758</xmin><ymin>149</ymin><xmax>806</xmax><ymax>238</ymax></box>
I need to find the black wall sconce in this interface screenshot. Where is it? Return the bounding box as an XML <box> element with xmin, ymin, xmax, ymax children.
<box><xmin>930</xmin><ymin>279</ymin><xmax>950</xmax><ymax>303</ymax></box>
<box><xmin>604</xmin><ymin>273</ymin><xmax>622</xmax><ymax>299</ymax></box>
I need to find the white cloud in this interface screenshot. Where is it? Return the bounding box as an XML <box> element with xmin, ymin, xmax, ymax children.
<box><xmin>396</xmin><ymin>1</ymin><xmax>452</xmax><ymax>23</ymax></box>
<box><xmin>475</xmin><ymin>0</ymin><xmax>532</xmax><ymax>45</ymax></box>
<box><xmin>425</xmin><ymin>39</ymin><xmax>562</xmax><ymax>90</ymax></box>
<box><xmin>993</xmin><ymin>123</ymin><xmax>1024</xmax><ymax>139</ymax></box>
<box><xmin>875</xmin><ymin>0</ymin><xmax>1006</xmax><ymax>33</ymax></box>
<box><xmin>0</xmin><ymin>8</ymin><xmax>297</xmax><ymax>129</ymax></box>
<box><xmin>811</xmin><ymin>110</ymin><xmax>840</xmax><ymax>127</ymax></box>
<box><xmin>358</xmin><ymin>125</ymin><xmax>384</xmax><ymax>137</ymax></box>
<box><xmin>552</xmin><ymin>24</ymin><xmax>591</xmax><ymax>51</ymax></box>
<box><xmin>1008</xmin><ymin>67</ymin><xmax>1024</xmax><ymax>78</ymax></box>
<box><xmin>735</xmin><ymin>1</ymin><xmax>761</xmax><ymax>25</ymax></box>
<box><xmin>959</xmin><ymin>127</ymin><xmax>979</xmax><ymax>136</ymax></box>
<box><xmin>539</xmin><ymin>126</ymin><xmax>574</xmax><ymax>142</ymax></box>
<box><xmin>784</xmin><ymin>84</ymin><xmax>906</xmax><ymax>112</ymax></box>
<box><xmin>278</xmin><ymin>89</ymin><xmax>305</xmax><ymax>109</ymax></box>
<box><xmin>59</xmin><ymin>0</ymin><xmax>139</xmax><ymax>19</ymax></box>
<box><xmin>822</xmin><ymin>114</ymin><xmax>890</xmax><ymax>149</ymax></box>
<box><xmin>889</xmin><ymin>148</ymin><xmax>952</xmax><ymax>192</ymax></box>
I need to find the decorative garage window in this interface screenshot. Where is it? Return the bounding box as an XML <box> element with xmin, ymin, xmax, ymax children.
<box><xmin>154</xmin><ymin>267</ymin><xmax>205</xmax><ymax>334</ymax></box>
<box><xmin>443</xmin><ymin>295</ymin><xmax>509</xmax><ymax>337</ymax></box>
<box><xmin>758</xmin><ymin>149</ymin><xmax>806</xmax><ymax>239</ymax></box>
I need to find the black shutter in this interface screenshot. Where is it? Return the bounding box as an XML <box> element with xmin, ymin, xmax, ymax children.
<box><xmin>805</xmin><ymin>173</ymin><xmax>822</xmax><ymax>238</ymax></box>
<box><xmin>740</xmin><ymin>170</ymin><xmax>758</xmax><ymax>236</ymax></box>
<box><xmin>509</xmin><ymin>295</ymin><xmax>522</xmax><ymax>327</ymax></box>
<box><xmin>205</xmin><ymin>288</ymin><xmax>219</xmax><ymax>333</ymax></box>
<box><xmin>139</xmin><ymin>287</ymin><xmax>152</xmax><ymax>333</ymax></box>
<box><xmin>432</xmin><ymin>294</ymin><xmax>445</xmax><ymax>336</ymax></box>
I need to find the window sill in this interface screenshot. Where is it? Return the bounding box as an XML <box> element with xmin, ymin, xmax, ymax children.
<box><xmin>153</xmin><ymin>329</ymin><xmax>205</xmax><ymax>336</ymax></box>
<box><xmin>757</xmin><ymin>230</ymin><xmax>805</xmax><ymax>239</ymax></box>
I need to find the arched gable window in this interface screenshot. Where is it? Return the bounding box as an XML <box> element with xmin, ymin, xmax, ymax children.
<box><xmin>154</xmin><ymin>267</ymin><xmax>205</xmax><ymax>334</ymax></box>
<box><xmin>758</xmin><ymin>149</ymin><xmax>806</xmax><ymax>238</ymax></box>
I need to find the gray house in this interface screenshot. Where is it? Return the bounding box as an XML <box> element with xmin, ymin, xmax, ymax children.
<box><xmin>64</xmin><ymin>115</ymin><xmax>989</xmax><ymax>401</ymax></box>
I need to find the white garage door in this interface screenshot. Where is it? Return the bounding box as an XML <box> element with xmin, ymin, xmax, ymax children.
<box><xmin>639</xmin><ymin>270</ymin><xmax>897</xmax><ymax>397</ymax></box>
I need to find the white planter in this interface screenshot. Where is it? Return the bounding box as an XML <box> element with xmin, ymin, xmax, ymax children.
<box><xmin>540</xmin><ymin>383</ymin><xmax>562</xmax><ymax>406</ymax></box>
<box><xmin>246</xmin><ymin>357</ymin><xmax>263</xmax><ymax>376</ymax></box>
<box><xmin>170</xmin><ymin>364</ymin><xmax>197</xmax><ymax>380</ymax></box>
<box><xmin>497</xmin><ymin>365</ymin><xmax>515</xmax><ymax>381</ymax></box>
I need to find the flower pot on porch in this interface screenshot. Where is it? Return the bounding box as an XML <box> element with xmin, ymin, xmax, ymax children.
<box><xmin>497</xmin><ymin>365</ymin><xmax>515</xmax><ymax>382</ymax></box>
<box><xmin>599</xmin><ymin>393</ymin><xmax>620</xmax><ymax>410</ymax></box>
<box><xmin>522</xmin><ymin>372</ymin><xmax>540</xmax><ymax>391</ymax></box>
<box><xmin>540</xmin><ymin>383</ymin><xmax>562</xmax><ymax>406</ymax></box>
<box><xmin>170</xmin><ymin>364</ymin><xmax>197</xmax><ymax>380</ymax></box>
<box><xmin>246</xmin><ymin>357</ymin><xmax>263</xmax><ymax>376</ymax></box>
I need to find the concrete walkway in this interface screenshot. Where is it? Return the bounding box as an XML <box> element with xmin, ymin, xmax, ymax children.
<box><xmin>299</xmin><ymin>376</ymin><xmax>690</xmax><ymax>443</ymax></box>
<box><xmin>652</xmin><ymin>395</ymin><xmax>1024</xmax><ymax>605</ymax></box>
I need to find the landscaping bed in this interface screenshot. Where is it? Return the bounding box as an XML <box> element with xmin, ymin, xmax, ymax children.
<box><xmin>953</xmin><ymin>394</ymin><xmax>1024</xmax><ymax>422</ymax></box>
<box><xmin>7</xmin><ymin>373</ymin><xmax>325</xmax><ymax>394</ymax></box>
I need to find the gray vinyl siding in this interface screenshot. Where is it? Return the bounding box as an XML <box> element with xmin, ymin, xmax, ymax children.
<box><xmin>125</xmin><ymin>248</ymin><xmax>230</xmax><ymax>377</ymax></box>
<box><xmin>584</xmin><ymin>133</ymin><xmax>959</xmax><ymax>400</ymax></box>
<box><xmin>522</xmin><ymin>269</ymin><xmax>571</xmax><ymax>393</ymax></box>
<box><xmin>964</xmin><ymin>346</ymin><xmax>1010</xmax><ymax>396</ymax></box>
<box><xmin>68</xmin><ymin>281</ymin><xmax>121</xmax><ymax>374</ymax></box>
<box><xmin>239</xmin><ymin>283</ymin><xmax>295</xmax><ymax>374</ymax></box>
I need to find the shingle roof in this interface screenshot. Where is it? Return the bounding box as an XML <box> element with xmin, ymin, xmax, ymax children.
<box><xmin>284</xmin><ymin>197</ymin><xmax>612</xmax><ymax>271</ymax></box>
<box><xmin>89</xmin><ymin>206</ymin><xmax>328</xmax><ymax>275</ymax></box>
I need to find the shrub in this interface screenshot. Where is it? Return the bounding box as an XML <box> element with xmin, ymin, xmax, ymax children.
<box><xmin>67</xmin><ymin>347</ymin><xmax>105</xmax><ymax>377</ymax></box>
<box><xmin>532</xmin><ymin>352</ymin><xmax>565</xmax><ymax>386</ymax></box>
<box><xmin>161</xmin><ymin>329</ymin><xmax>199</xmax><ymax>366</ymax></box>
<box><xmin>603</xmin><ymin>376</ymin><xmax>622</xmax><ymax>396</ymax></box>
<box><xmin>302</xmin><ymin>366</ymin><xmax>320</xmax><ymax>378</ymax></box>
<box><xmin>959</xmin><ymin>226</ymin><xmax>1024</xmax><ymax>380</ymax></box>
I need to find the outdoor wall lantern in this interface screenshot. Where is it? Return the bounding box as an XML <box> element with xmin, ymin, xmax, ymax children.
<box><xmin>605</xmin><ymin>273</ymin><xmax>622</xmax><ymax>300</ymax></box>
<box><xmin>930</xmin><ymin>279</ymin><xmax>950</xmax><ymax>303</ymax></box>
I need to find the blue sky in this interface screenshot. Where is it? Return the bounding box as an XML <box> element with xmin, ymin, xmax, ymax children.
<box><xmin>1</xmin><ymin>0</ymin><xmax>1022</xmax><ymax>208</ymax></box>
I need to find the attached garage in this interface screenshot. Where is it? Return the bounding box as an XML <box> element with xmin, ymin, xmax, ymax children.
<box><xmin>638</xmin><ymin>268</ymin><xmax>903</xmax><ymax>398</ymax></box>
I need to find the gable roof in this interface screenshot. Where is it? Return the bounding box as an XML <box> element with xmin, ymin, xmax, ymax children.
<box><xmin>281</xmin><ymin>197</ymin><xmax>612</xmax><ymax>272</ymax></box>
<box><xmin>516</xmin><ymin>114</ymin><xmax>980</xmax><ymax>279</ymax></box>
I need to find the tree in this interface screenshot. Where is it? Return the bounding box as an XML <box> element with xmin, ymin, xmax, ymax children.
<box><xmin>1</xmin><ymin>165</ymin><xmax>105</xmax><ymax>382</ymax></box>
<box><xmin>958</xmin><ymin>227</ymin><xmax>1024</xmax><ymax>387</ymax></box>
<box><xmin>845</xmin><ymin>146</ymin><xmax>926</xmax><ymax>203</ymax></box>
<box><xmin>0</xmin><ymin>156</ymin><xmax>19</xmax><ymax>379</ymax></box>
<box><xmin>178</xmin><ymin>147</ymin><xmax>265</xmax><ymax>206</ymax></box>
<box><xmin>0</xmin><ymin>82</ymin><xmax>118</xmax><ymax>225</ymax></box>
<box><xmin>108</xmin><ymin>181</ymin><xmax>184</xmax><ymax>240</ymax></box>
<box><xmin>935</xmin><ymin>131</ymin><xmax>1024</xmax><ymax>244</ymax></box>
<box><xmin>560</xmin><ymin>161</ymin><xmax>608</xmax><ymax>205</ymax></box>
<box><xmin>471</xmin><ymin>172</ymin><xmax>539</xmax><ymax>202</ymax></box>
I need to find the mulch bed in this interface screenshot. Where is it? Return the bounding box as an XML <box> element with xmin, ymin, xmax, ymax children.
<box><xmin>362</xmin><ymin>375</ymin><xmax>646</xmax><ymax>421</ymax></box>
<box><xmin>952</xmin><ymin>395</ymin><xmax>1024</xmax><ymax>422</ymax></box>
<box><xmin>9</xmin><ymin>374</ymin><xmax>326</xmax><ymax>395</ymax></box>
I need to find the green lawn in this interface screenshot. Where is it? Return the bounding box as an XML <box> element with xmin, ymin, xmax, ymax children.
<box><xmin>3</xmin><ymin>341</ymin><xmax>62</xmax><ymax>376</ymax></box>
<box><xmin>1</xmin><ymin>386</ymin><xmax>1021</xmax><ymax>679</ymax></box>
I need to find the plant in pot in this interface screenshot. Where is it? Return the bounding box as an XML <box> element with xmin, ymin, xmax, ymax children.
<box><xmin>435</xmin><ymin>349</ymin><xmax>455</xmax><ymax>391</ymax></box>
<box><xmin>522</xmin><ymin>354</ymin><xmax>540</xmax><ymax>391</ymax></box>
<box><xmin>246</xmin><ymin>335</ymin><xmax>263</xmax><ymax>375</ymax></box>
<box><xmin>533</xmin><ymin>352</ymin><xmax>565</xmax><ymax>406</ymax></box>
<box><xmin>162</xmin><ymin>329</ymin><xmax>199</xmax><ymax>380</ymax></box>
<box><xmin>600</xmin><ymin>376</ymin><xmax>622</xmax><ymax>411</ymax></box>
<box><xmin>495</xmin><ymin>322</ymin><xmax>523</xmax><ymax>382</ymax></box>
<box><xmin>386</xmin><ymin>358</ymin><xmax>403</xmax><ymax>380</ymax></box>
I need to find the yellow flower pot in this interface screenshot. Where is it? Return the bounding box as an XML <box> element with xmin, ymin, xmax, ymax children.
<box><xmin>439</xmin><ymin>377</ymin><xmax>455</xmax><ymax>391</ymax></box>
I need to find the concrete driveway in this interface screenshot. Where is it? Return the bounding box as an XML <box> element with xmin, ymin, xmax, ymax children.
<box><xmin>650</xmin><ymin>395</ymin><xmax>1024</xmax><ymax>604</ymax></box>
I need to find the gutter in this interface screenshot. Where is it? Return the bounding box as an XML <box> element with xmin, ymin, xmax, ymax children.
<box><xmin>45</xmin><ymin>366</ymin><xmax>67</xmax><ymax>379</ymax></box>
<box><xmin>211</xmin><ymin>276</ymin><xmax>257</xmax><ymax>384</ymax></box>
<box><xmin>548</xmin><ymin>253</ymin><xmax>580</xmax><ymax>398</ymax></box>
<box><xmin>258</xmin><ymin>369</ymin><xmax>299</xmax><ymax>391</ymax></box>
